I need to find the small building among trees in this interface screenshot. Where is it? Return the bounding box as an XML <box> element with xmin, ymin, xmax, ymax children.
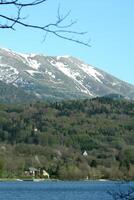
<box><xmin>25</xmin><ymin>167</ymin><xmax>49</xmax><ymax>179</ymax></box>
<box><xmin>83</xmin><ymin>151</ymin><xmax>88</xmax><ymax>157</ymax></box>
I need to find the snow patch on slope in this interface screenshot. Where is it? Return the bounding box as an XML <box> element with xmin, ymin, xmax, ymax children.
<box><xmin>18</xmin><ymin>53</ymin><xmax>41</xmax><ymax>70</ymax></box>
<box><xmin>1</xmin><ymin>47</ymin><xmax>12</xmax><ymax>53</ymax></box>
<box><xmin>50</xmin><ymin>59</ymin><xmax>93</xmax><ymax>96</ymax></box>
<box><xmin>27</xmin><ymin>59</ymin><xmax>41</xmax><ymax>70</ymax></box>
<box><xmin>45</xmin><ymin>70</ymin><xmax>56</xmax><ymax>79</ymax></box>
<box><xmin>0</xmin><ymin>48</ymin><xmax>41</xmax><ymax>71</ymax></box>
<box><xmin>18</xmin><ymin>53</ymin><xmax>29</xmax><ymax>60</ymax></box>
<box><xmin>79</xmin><ymin>64</ymin><xmax>104</xmax><ymax>83</ymax></box>
<box><xmin>0</xmin><ymin>64</ymin><xmax>19</xmax><ymax>83</ymax></box>
<box><xmin>0</xmin><ymin>64</ymin><xmax>19</xmax><ymax>74</ymax></box>
<box><xmin>26</xmin><ymin>70</ymin><xmax>42</xmax><ymax>76</ymax></box>
<box><xmin>112</xmin><ymin>82</ymin><xmax>118</xmax><ymax>86</ymax></box>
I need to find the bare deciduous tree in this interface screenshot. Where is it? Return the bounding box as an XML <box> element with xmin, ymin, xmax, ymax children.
<box><xmin>0</xmin><ymin>0</ymin><xmax>90</xmax><ymax>47</ymax></box>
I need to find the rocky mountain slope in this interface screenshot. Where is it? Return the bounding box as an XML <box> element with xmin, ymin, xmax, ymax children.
<box><xmin>0</xmin><ymin>47</ymin><xmax>134</xmax><ymax>101</ymax></box>
<box><xmin>0</xmin><ymin>81</ymin><xmax>37</xmax><ymax>103</ymax></box>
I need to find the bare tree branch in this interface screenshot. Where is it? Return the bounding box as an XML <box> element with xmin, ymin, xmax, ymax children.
<box><xmin>0</xmin><ymin>0</ymin><xmax>91</xmax><ymax>47</ymax></box>
<box><xmin>0</xmin><ymin>0</ymin><xmax>47</xmax><ymax>7</ymax></box>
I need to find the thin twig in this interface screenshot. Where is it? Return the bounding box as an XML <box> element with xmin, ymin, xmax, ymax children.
<box><xmin>0</xmin><ymin>0</ymin><xmax>91</xmax><ymax>47</ymax></box>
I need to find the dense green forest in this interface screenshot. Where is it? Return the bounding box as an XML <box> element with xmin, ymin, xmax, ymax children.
<box><xmin>0</xmin><ymin>97</ymin><xmax>134</xmax><ymax>180</ymax></box>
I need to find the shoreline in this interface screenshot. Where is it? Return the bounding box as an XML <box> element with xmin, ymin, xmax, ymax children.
<box><xmin>0</xmin><ymin>178</ymin><xmax>133</xmax><ymax>182</ymax></box>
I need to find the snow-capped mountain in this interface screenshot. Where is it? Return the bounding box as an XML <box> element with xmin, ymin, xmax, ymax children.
<box><xmin>0</xmin><ymin>47</ymin><xmax>134</xmax><ymax>101</ymax></box>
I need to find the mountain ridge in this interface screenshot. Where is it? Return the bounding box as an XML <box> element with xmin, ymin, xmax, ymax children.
<box><xmin>0</xmin><ymin>47</ymin><xmax>134</xmax><ymax>102</ymax></box>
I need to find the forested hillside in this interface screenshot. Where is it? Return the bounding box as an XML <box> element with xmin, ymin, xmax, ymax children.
<box><xmin>0</xmin><ymin>97</ymin><xmax>134</xmax><ymax>180</ymax></box>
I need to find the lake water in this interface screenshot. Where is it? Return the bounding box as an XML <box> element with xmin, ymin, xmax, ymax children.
<box><xmin>0</xmin><ymin>180</ymin><xmax>133</xmax><ymax>200</ymax></box>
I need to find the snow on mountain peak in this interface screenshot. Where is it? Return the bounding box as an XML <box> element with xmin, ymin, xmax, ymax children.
<box><xmin>56</xmin><ymin>55</ymin><xmax>70</xmax><ymax>60</ymax></box>
<box><xmin>0</xmin><ymin>47</ymin><xmax>134</xmax><ymax>101</ymax></box>
<box><xmin>18</xmin><ymin>53</ymin><xmax>41</xmax><ymax>70</ymax></box>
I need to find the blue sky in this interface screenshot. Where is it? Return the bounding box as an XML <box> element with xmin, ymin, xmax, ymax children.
<box><xmin>0</xmin><ymin>0</ymin><xmax>134</xmax><ymax>84</ymax></box>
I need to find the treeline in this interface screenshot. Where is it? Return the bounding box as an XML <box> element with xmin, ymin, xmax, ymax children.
<box><xmin>0</xmin><ymin>97</ymin><xmax>134</xmax><ymax>180</ymax></box>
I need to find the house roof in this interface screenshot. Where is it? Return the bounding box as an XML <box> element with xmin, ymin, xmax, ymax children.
<box><xmin>29</xmin><ymin>167</ymin><xmax>39</xmax><ymax>172</ymax></box>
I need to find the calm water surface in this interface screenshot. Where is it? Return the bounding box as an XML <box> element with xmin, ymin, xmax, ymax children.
<box><xmin>0</xmin><ymin>181</ymin><xmax>133</xmax><ymax>200</ymax></box>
